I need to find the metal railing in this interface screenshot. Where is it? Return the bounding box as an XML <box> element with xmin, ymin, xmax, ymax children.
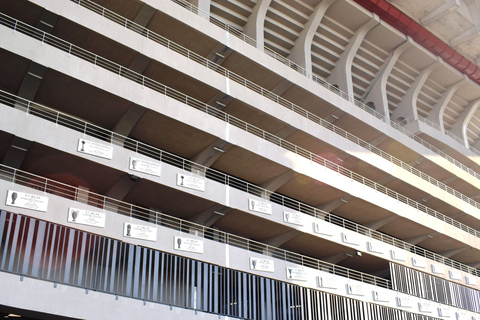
<box><xmin>400</xmin><ymin>115</ymin><xmax>480</xmax><ymax>157</ymax></box>
<box><xmin>67</xmin><ymin>0</ymin><xmax>480</xmax><ymax>212</ymax></box>
<box><xmin>2</xmin><ymin>89</ymin><xmax>480</xmax><ymax>278</ymax></box>
<box><xmin>2</xmin><ymin>12</ymin><xmax>480</xmax><ymax>249</ymax></box>
<box><xmin>0</xmin><ymin>164</ymin><xmax>391</xmax><ymax>289</ymax></box>
<box><xmin>166</xmin><ymin>0</ymin><xmax>480</xmax><ymax>182</ymax></box>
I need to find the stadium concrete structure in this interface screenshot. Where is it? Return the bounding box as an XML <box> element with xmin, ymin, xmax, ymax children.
<box><xmin>3</xmin><ymin>0</ymin><xmax>480</xmax><ymax>319</ymax></box>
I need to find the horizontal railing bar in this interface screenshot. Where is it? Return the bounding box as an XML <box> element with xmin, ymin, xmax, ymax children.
<box><xmin>1</xmin><ymin>89</ymin><xmax>479</xmax><ymax>278</ymax></box>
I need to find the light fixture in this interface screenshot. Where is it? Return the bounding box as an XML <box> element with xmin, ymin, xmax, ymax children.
<box><xmin>213</xmin><ymin>211</ymin><xmax>225</xmax><ymax>216</ymax></box>
<box><xmin>331</xmin><ymin>114</ymin><xmax>339</xmax><ymax>120</ymax></box>
<box><xmin>356</xmin><ymin>251</ymin><xmax>362</xmax><ymax>256</ymax></box>
<box><xmin>345</xmin><ymin>253</ymin><xmax>353</xmax><ymax>257</ymax></box>
<box><xmin>6</xmin><ymin>315</ymin><xmax>21</xmax><ymax>318</ymax></box>
<box><xmin>214</xmin><ymin>52</ymin><xmax>225</xmax><ymax>59</ymax></box>
<box><xmin>215</xmin><ymin>101</ymin><xmax>227</xmax><ymax>108</ymax></box>
<box><xmin>213</xmin><ymin>146</ymin><xmax>225</xmax><ymax>153</ymax></box>
<box><xmin>340</xmin><ymin>198</ymin><xmax>348</xmax><ymax>203</ymax></box>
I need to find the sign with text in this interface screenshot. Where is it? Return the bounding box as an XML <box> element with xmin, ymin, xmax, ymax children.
<box><xmin>77</xmin><ymin>139</ymin><xmax>113</xmax><ymax>159</ymax></box>
<box><xmin>318</xmin><ymin>276</ymin><xmax>337</xmax><ymax>289</ymax></box>
<box><xmin>130</xmin><ymin>157</ymin><xmax>161</xmax><ymax>177</ymax></box>
<box><xmin>313</xmin><ymin>222</ymin><xmax>333</xmax><ymax>236</ymax></box>
<box><xmin>283</xmin><ymin>211</ymin><xmax>303</xmax><ymax>226</ymax></box>
<box><xmin>68</xmin><ymin>207</ymin><xmax>105</xmax><ymax>228</ymax></box>
<box><xmin>174</xmin><ymin>236</ymin><xmax>204</xmax><ymax>254</ymax></box>
<box><xmin>248</xmin><ymin>199</ymin><xmax>272</xmax><ymax>215</ymax></box>
<box><xmin>123</xmin><ymin>222</ymin><xmax>157</xmax><ymax>242</ymax></box>
<box><xmin>6</xmin><ymin>190</ymin><xmax>48</xmax><ymax>212</ymax></box>
<box><xmin>250</xmin><ymin>257</ymin><xmax>274</xmax><ymax>272</ymax></box>
<box><xmin>286</xmin><ymin>267</ymin><xmax>307</xmax><ymax>281</ymax></box>
<box><xmin>177</xmin><ymin>173</ymin><xmax>205</xmax><ymax>192</ymax></box>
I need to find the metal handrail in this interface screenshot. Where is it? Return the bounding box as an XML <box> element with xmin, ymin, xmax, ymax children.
<box><xmin>2</xmin><ymin>12</ymin><xmax>480</xmax><ymax>248</ymax></box>
<box><xmin>67</xmin><ymin>0</ymin><xmax>480</xmax><ymax>212</ymax></box>
<box><xmin>2</xmin><ymin>89</ymin><xmax>480</xmax><ymax>278</ymax></box>
<box><xmin>0</xmin><ymin>164</ymin><xmax>391</xmax><ymax>289</ymax></box>
<box><xmin>166</xmin><ymin>0</ymin><xmax>480</xmax><ymax>183</ymax></box>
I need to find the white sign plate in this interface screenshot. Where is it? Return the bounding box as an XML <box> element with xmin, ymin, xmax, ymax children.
<box><xmin>174</xmin><ymin>236</ymin><xmax>204</xmax><ymax>254</ymax></box>
<box><xmin>347</xmin><ymin>284</ymin><xmax>364</xmax><ymax>296</ymax></box>
<box><xmin>412</xmin><ymin>257</ymin><xmax>426</xmax><ymax>269</ymax></box>
<box><xmin>418</xmin><ymin>302</ymin><xmax>432</xmax><ymax>313</ymax></box>
<box><xmin>248</xmin><ymin>199</ymin><xmax>272</xmax><ymax>215</ymax></box>
<box><xmin>313</xmin><ymin>222</ymin><xmax>333</xmax><ymax>236</ymax></box>
<box><xmin>283</xmin><ymin>211</ymin><xmax>303</xmax><ymax>226</ymax></box>
<box><xmin>68</xmin><ymin>207</ymin><xmax>105</xmax><ymax>228</ymax></box>
<box><xmin>318</xmin><ymin>276</ymin><xmax>337</xmax><ymax>289</ymax></box>
<box><xmin>397</xmin><ymin>297</ymin><xmax>412</xmax><ymax>308</ymax></box>
<box><xmin>77</xmin><ymin>139</ymin><xmax>113</xmax><ymax>159</ymax></box>
<box><xmin>286</xmin><ymin>267</ymin><xmax>307</xmax><ymax>281</ymax></box>
<box><xmin>373</xmin><ymin>290</ymin><xmax>389</xmax><ymax>302</ymax></box>
<box><xmin>391</xmin><ymin>249</ymin><xmax>406</xmax><ymax>261</ymax></box>
<box><xmin>465</xmin><ymin>275</ymin><xmax>477</xmax><ymax>286</ymax></box>
<box><xmin>250</xmin><ymin>257</ymin><xmax>274</xmax><ymax>272</ymax></box>
<box><xmin>123</xmin><ymin>222</ymin><xmax>157</xmax><ymax>242</ymax></box>
<box><xmin>367</xmin><ymin>241</ymin><xmax>384</xmax><ymax>254</ymax></box>
<box><xmin>342</xmin><ymin>232</ymin><xmax>360</xmax><ymax>245</ymax></box>
<box><xmin>448</xmin><ymin>270</ymin><xmax>461</xmax><ymax>281</ymax></box>
<box><xmin>130</xmin><ymin>157</ymin><xmax>161</xmax><ymax>177</ymax></box>
<box><xmin>431</xmin><ymin>264</ymin><xmax>444</xmax><ymax>275</ymax></box>
<box><xmin>177</xmin><ymin>173</ymin><xmax>205</xmax><ymax>192</ymax></box>
<box><xmin>6</xmin><ymin>190</ymin><xmax>48</xmax><ymax>212</ymax></box>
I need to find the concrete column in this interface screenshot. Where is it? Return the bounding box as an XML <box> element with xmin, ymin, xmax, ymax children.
<box><xmin>287</xmin><ymin>0</ymin><xmax>335</xmax><ymax>74</ymax></box>
<box><xmin>243</xmin><ymin>0</ymin><xmax>272</xmax><ymax>49</ymax></box>
<box><xmin>391</xmin><ymin>60</ymin><xmax>441</xmax><ymax>123</ymax></box>
<box><xmin>187</xmin><ymin>0</ymin><xmax>211</xmax><ymax>18</ymax></box>
<box><xmin>420</xmin><ymin>0</ymin><xmax>460</xmax><ymax>25</ymax></box>
<box><xmin>362</xmin><ymin>38</ymin><xmax>412</xmax><ymax>118</ymax></box>
<box><xmin>425</xmin><ymin>77</ymin><xmax>466</xmax><ymax>131</ymax></box>
<box><xmin>449</xmin><ymin>98</ymin><xmax>480</xmax><ymax>149</ymax></box>
<box><xmin>327</xmin><ymin>15</ymin><xmax>380</xmax><ymax>99</ymax></box>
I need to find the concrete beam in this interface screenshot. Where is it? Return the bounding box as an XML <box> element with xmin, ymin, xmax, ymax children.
<box><xmin>1</xmin><ymin>136</ymin><xmax>32</xmax><ymax>169</ymax></box>
<box><xmin>365</xmin><ymin>215</ymin><xmax>400</xmax><ymax>230</ymax></box>
<box><xmin>186</xmin><ymin>0</ymin><xmax>211</xmax><ymax>18</ymax></box>
<box><xmin>404</xmin><ymin>232</ymin><xmax>437</xmax><ymax>245</ymax></box>
<box><xmin>425</xmin><ymin>77</ymin><xmax>466</xmax><ymax>130</ymax></box>
<box><xmin>263</xmin><ymin>230</ymin><xmax>302</xmax><ymax>247</ymax></box>
<box><xmin>323</xmin><ymin>250</ymin><xmax>359</xmax><ymax>264</ymax></box>
<box><xmin>190</xmin><ymin>139</ymin><xmax>232</xmax><ymax>167</ymax></box>
<box><xmin>449</xmin><ymin>98</ymin><xmax>480</xmax><ymax>149</ymax></box>
<box><xmin>271</xmin><ymin>79</ymin><xmax>294</xmax><ymax>96</ymax></box>
<box><xmin>363</xmin><ymin>38</ymin><xmax>412</xmax><ymax>118</ymax></box>
<box><xmin>327</xmin><ymin>15</ymin><xmax>380</xmax><ymax>98</ymax></box>
<box><xmin>274</xmin><ymin>125</ymin><xmax>298</xmax><ymax>140</ymax></box>
<box><xmin>451</xmin><ymin>24</ymin><xmax>480</xmax><ymax>47</ymax></box>
<box><xmin>205</xmin><ymin>44</ymin><xmax>232</xmax><ymax>65</ymax></box>
<box><xmin>391</xmin><ymin>60</ymin><xmax>441</xmax><ymax>122</ymax></box>
<box><xmin>112</xmin><ymin>104</ymin><xmax>146</xmax><ymax>136</ymax></box>
<box><xmin>36</xmin><ymin>9</ymin><xmax>59</xmax><ymax>33</ymax></box>
<box><xmin>317</xmin><ymin>195</ymin><xmax>354</xmax><ymax>212</ymax></box>
<box><xmin>243</xmin><ymin>0</ymin><xmax>272</xmax><ymax>48</ymax></box>
<box><xmin>420</xmin><ymin>0</ymin><xmax>460</xmax><ymax>25</ymax></box>
<box><xmin>133</xmin><ymin>3</ymin><xmax>156</xmax><ymax>27</ymax></box>
<box><xmin>17</xmin><ymin>62</ymin><xmax>48</xmax><ymax>101</ymax></box>
<box><xmin>129</xmin><ymin>53</ymin><xmax>152</xmax><ymax>74</ymax></box>
<box><xmin>439</xmin><ymin>246</ymin><xmax>470</xmax><ymax>258</ymax></box>
<box><xmin>288</xmin><ymin>0</ymin><xmax>335</xmax><ymax>73</ymax></box>
<box><xmin>260</xmin><ymin>170</ymin><xmax>295</xmax><ymax>192</ymax></box>
<box><xmin>189</xmin><ymin>204</ymin><xmax>231</xmax><ymax>227</ymax></box>
<box><xmin>105</xmin><ymin>174</ymin><xmax>140</xmax><ymax>200</ymax></box>
<box><xmin>206</xmin><ymin>93</ymin><xmax>234</xmax><ymax>109</ymax></box>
